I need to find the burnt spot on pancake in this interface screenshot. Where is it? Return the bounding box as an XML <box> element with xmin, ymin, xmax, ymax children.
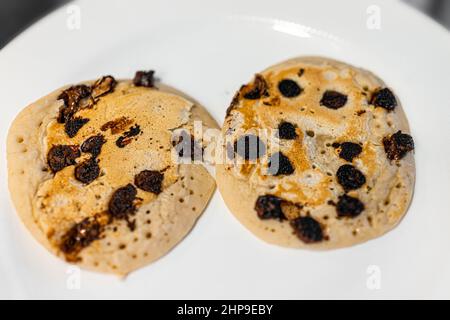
<box><xmin>134</xmin><ymin>170</ymin><xmax>164</xmax><ymax>195</ymax></box>
<box><xmin>242</xmin><ymin>74</ymin><xmax>269</xmax><ymax>100</ymax></box>
<box><xmin>172</xmin><ymin>131</ymin><xmax>203</xmax><ymax>161</ymax></box>
<box><xmin>60</xmin><ymin>216</ymin><xmax>103</xmax><ymax>261</ymax></box>
<box><xmin>278</xmin><ymin>79</ymin><xmax>302</xmax><ymax>98</ymax></box>
<box><xmin>234</xmin><ymin>134</ymin><xmax>266</xmax><ymax>160</ymax></box>
<box><xmin>268</xmin><ymin>152</ymin><xmax>294</xmax><ymax>176</ymax></box>
<box><xmin>370</xmin><ymin>88</ymin><xmax>397</xmax><ymax>111</ymax></box>
<box><xmin>298</xmin><ymin>68</ymin><xmax>305</xmax><ymax>77</ymax></box>
<box><xmin>116</xmin><ymin>124</ymin><xmax>141</xmax><ymax>148</ymax></box>
<box><xmin>47</xmin><ymin>145</ymin><xmax>81</xmax><ymax>173</ymax></box>
<box><xmin>336</xmin><ymin>164</ymin><xmax>366</xmax><ymax>191</ymax></box>
<box><xmin>57</xmin><ymin>85</ymin><xmax>92</xmax><ymax>123</ymax></box>
<box><xmin>100</xmin><ymin>116</ymin><xmax>133</xmax><ymax>134</ymax></box>
<box><xmin>108</xmin><ymin>184</ymin><xmax>137</xmax><ymax>219</ymax></box>
<box><xmin>64</xmin><ymin>117</ymin><xmax>89</xmax><ymax>138</ymax></box>
<box><xmin>383</xmin><ymin>131</ymin><xmax>414</xmax><ymax>160</ymax></box>
<box><xmin>290</xmin><ymin>216</ymin><xmax>323</xmax><ymax>243</ymax></box>
<box><xmin>91</xmin><ymin>75</ymin><xmax>116</xmax><ymax>99</ymax></box>
<box><xmin>277</xmin><ymin>121</ymin><xmax>297</xmax><ymax>140</ymax></box>
<box><xmin>81</xmin><ymin>134</ymin><xmax>106</xmax><ymax>157</ymax></box>
<box><xmin>74</xmin><ymin>158</ymin><xmax>100</xmax><ymax>184</ymax></box>
<box><xmin>336</xmin><ymin>194</ymin><xmax>365</xmax><ymax>218</ymax></box>
<box><xmin>255</xmin><ymin>195</ymin><xmax>286</xmax><ymax>220</ymax></box>
<box><xmin>320</xmin><ymin>90</ymin><xmax>348</xmax><ymax>109</ymax></box>
<box><xmin>333</xmin><ymin>142</ymin><xmax>362</xmax><ymax>162</ymax></box>
<box><xmin>133</xmin><ymin>70</ymin><xmax>155</xmax><ymax>88</ymax></box>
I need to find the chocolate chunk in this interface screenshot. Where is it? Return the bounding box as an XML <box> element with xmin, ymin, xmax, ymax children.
<box><xmin>101</xmin><ymin>117</ymin><xmax>133</xmax><ymax>134</ymax></box>
<box><xmin>134</xmin><ymin>170</ymin><xmax>164</xmax><ymax>194</ymax></box>
<box><xmin>336</xmin><ymin>194</ymin><xmax>365</xmax><ymax>218</ymax></box>
<box><xmin>278</xmin><ymin>121</ymin><xmax>297</xmax><ymax>140</ymax></box>
<box><xmin>383</xmin><ymin>131</ymin><xmax>414</xmax><ymax>160</ymax></box>
<box><xmin>74</xmin><ymin>158</ymin><xmax>100</xmax><ymax>184</ymax></box>
<box><xmin>172</xmin><ymin>131</ymin><xmax>203</xmax><ymax>160</ymax></box>
<box><xmin>290</xmin><ymin>216</ymin><xmax>323</xmax><ymax>243</ymax></box>
<box><xmin>133</xmin><ymin>70</ymin><xmax>155</xmax><ymax>87</ymax></box>
<box><xmin>116</xmin><ymin>124</ymin><xmax>141</xmax><ymax>148</ymax></box>
<box><xmin>268</xmin><ymin>152</ymin><xmax>294</xmax><ymax>176</ymax></box>
<box><xmin>254</xmin><ymin>195</ymin><xmax>286</xmax><ymax>220</ymax></box>
<box><xmin>60</xmin><ymin>216</ymin><xmax>102</xmax><ymax>257</ymax></box>
<box><xmin>47</xmin><ymin>145</ymin><xmax>80</xmax><ymax>173</ymax></box>
<box><xmin>234</xmin><ymin>134</ymin><xmax>266</xmax><ymax>160</ymax></box>
<box><xmin>108</xmin><ymin>184</ymin><xmax>137</xmax><ymax>219</ymax></box>
<box><xmin>370</xmin><ymin>88</ymin><xmax>397</xmax><ymax>111</ymax></box>
<box><xmin>57</xmin><ymin>85</ymin><xmax>91</xmax><ymax>123</ymax></box>
<box><xmin>334</xmin><ymin>142</ymin><xmax>362</xmax><ymax>162</ymax></box>
<box><xmin>91</xmin><ymin>75</ymin><xmax>116</xmax><ymax>98</ymax></box>
<box><xmin>278</xmin><ymin>79</ymin><xmax>302</xmax><ymax>98</ymax></box>
<box><xmin>336</xmin><ymin>164</ymin><xmax>366</xmax><ymax>191</ymax></box>
<box><xmin>242</xmin><ymin>74</ymin><xmax>268</xmax><ymax>99</ymax></box>
<box><xmin>81</xmin><ymin>134</ymin><xmax>106</xmax><ymax>157</ymax></box>
<box><xmin>320</xmin><ymin>90</ymin><xmax>348</xmax><ymax>109</ymax></box>
<box><xmin>64</xmin><ymin>117</ymin><xmax>89</xmax><ymax>138</ymax></box>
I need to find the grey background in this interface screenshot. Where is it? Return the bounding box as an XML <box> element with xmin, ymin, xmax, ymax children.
<box><xmin>0</xmin><ymin>0</ymin><xmax>449</xmax><ymax>49</ymax></box>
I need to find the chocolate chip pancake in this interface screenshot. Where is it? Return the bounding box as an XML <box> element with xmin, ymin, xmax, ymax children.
<box><xmin>216</xmin><ymin>57</ymin><xmax>415</xmax><ymax>249</ymax></box>
<box><xmin>7</xmin><ymin>71</ymin><xmax>218</xmax><ymax>274</ymax></box>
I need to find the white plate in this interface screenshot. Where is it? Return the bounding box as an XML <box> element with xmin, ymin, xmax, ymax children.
<box><xmin>1</xmin><ymin>0</ymin><xmax>449</xmax><ymax>299</ymax></box>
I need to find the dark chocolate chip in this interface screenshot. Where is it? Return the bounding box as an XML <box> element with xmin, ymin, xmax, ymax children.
<box><xmin>290</xmin><ymin>216</ymin><xmax>323</xmax><ymax>243</ymax></box>
<box><xmin>134</xmin><ymin>170</ymin><xmax>164</xmax><ymax>194</ymax></box>
<box><xmin>100</xmin><ymin>117</ymin><xmax>133</xmax><ymax>134</ymax></box>
<box><xmin>116</xmin><ymin>124</ymin><xmax>141</xmax><ymax>148</ymax></box>
<box><xmin>336</xmin><ymin>164</ymin><xmax>366</xmax><ymax>191</ymax></box>
<box><xmin>383</xmin><ymin>130</ymin><xmax>414</xmax><ymax>160</ymax></box>
<box><xmin>74</xmin><ymin>158</ymin><xmax>100</xmax><ymax>184</ymax></box>
<box><xmin>64</xmin><ymin>117</ymin><xmax>89</xmax><ymax>138</ymax></box>
<box><xmin>268</xmin><ymin>152</ymin><xmax>294</xmax><ymax>176</ymax></box>
<box><xmin>242</xmin><ymin>74</ymin><xmax>268</xmax><ymax>99</ymax></box>
<box><xmin>234</xmin><ymin>134</ymin><xmax>266</xmax><ymax>160</ymax></box>
<box><xmin>108</xmin><ymin>184</ymin><xmax>137</xmax><ymax>219</ymax></box>
<box><xmin>278</xmin><ymin>79</ymin><xmax>302</xmax><ymax>98</ymax></box>
<box><xmin>91</xmin><ymin>75</ymin><xmax>116</xmax><ymax>98</ymax></box>
<box><xmin>81</xmin><ymin>134</ymin><xmax>106</xmax><ymax>157</ymax></box>
<box><xmin>370</xmin><ymin>88</ymin><xmax>397</xmax><ymax>111</ymax></box>
<box><xmin>337</xmin><ymin>142</ymin><xmax>362</xmax><ymax>162</ymax></box>
<box><xmin>336</xmin><ymin>194</ymin><xmax>365</xmax><ymax>218</ymax></box>
<box><xmin>60</xmin><ymin>216</ymin><xmax>102</xmax><ymax>256</ymax></box>
<box><xmin>320</xmin><ymin>90</ymin><xmax>348</xmax><ymax>109</ymax></box>
<box><xmin>172</xmin><ymin>131</ymin><xmax>203</xmax><ymax>161</ymax></box>
<box><xmin>133</xmin><ymin>70</ymin><xmax>155</xmax><ymax>88</ymax></box>
<box><xmin>57</xmin><ymin>85</ymin><xmax>92</xmax><ymax>123</ymax></box>
<box><xmin>254</xmin><ymin>195</ymin><xmax>286</xmax><ymax>220</ymax></box>
<box><xmin>278</xmin><ymin>121</ymin><xmax>297</xmax><ymax>140</ymax></box>
<box><xmin>47</xmin><ymin>145</ymin><xmax>81</xmax><ymax>173</ymax></box>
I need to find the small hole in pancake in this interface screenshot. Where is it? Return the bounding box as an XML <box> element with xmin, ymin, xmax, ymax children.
<box><xmin>179</xmin><ymin>198</ymin><xmax>184</xmax><ymax>203</ymax></box>
<box><xmin>22</xmin><ymin>148</ymin><xmax>27</xmax><ymax>153</ymax></box>
<box><xmin>146</xmin><ymin>210</ymin><xmax>150</xmax><ymax>214</ymax></box>
<box><xmin>144</xmin><ymin>252</ymin><xmax>148</xmax><ymax>257</ymax></box>
<box><xmin>132</xmin><ymin>254</ymin><xmax>137</xmax><ymax>259</ymax></box>
<box><xmin>320</xmin><ymin>150</ymin><xmax>326</xmax><ymax>155</ymax></box>
<box><xmin>352</xmin><ymin>230</ymin><xmax>358</xmax><ymax>236</ymax></box>
<box><xmin>119</xmin><ymin>244</ymin><xmax>126</xmax><ymax>250</ymax></box>
<box><xmin>112</xmin><ymin>265</ymin><xmax>117</xmax><ymax>270</ymax></box>
<box><xmin>133</xmin><ymin>237</ymin><xmax>138</xmax><ymax>242</ymax></box>
<box><xmin>306</xmin><ymin>130</ymin><xmax>315</xmax><ymax>137</ymax></box>
<box><xmin>189</xmin><ymin>190</ymin><xmax>194</xmax><ymax>195</ymax></box>
<box><xmin>94</xmin><ymin>262</ymin><xmax>99</xmax><ymax>267</ymax></box>
<box><xmin>312</xmin><ymin>164</ymin><xmax>316</xmax><ymax>169</ymax></box>
<box><xmin>300</xmin><ymin>107</ymin><xmax>306</xmax><ymax>112</ymax></box>
<box><xmin>326</xmin><ymin>172</ymin><xmax>332</xmax><ymax>176</ymax></box>
<box><xmin>323</xmin><ymin>215</ymin><xmax>329</xmax><ymax>220</ymax></box>
<box><xmin>146</xmin><ymin>219</ymin><xmax>151</xmax><ymax>224</ymax></box>
<box><xmin>20</xmin><ymin>170</ymin><xmax>25</xmax><ymax>175</ymax></box>
<box><xmin>146</xmin><ymin>232</ymin><xmax>152</xmax><ymax>239</ymax></box>
<box><xmin>384</xmin><ymin>199</ymin><xmax>390</xmax><ymax>206</ymax></box>
<box><xmin>17</xmin><ymin>137</ymin><xmax>24</xmax><ymax>143</ymax></box>
<box><xmin>192</xmin><ymin>207</ymin><xmax>196</xmax><ymax>211</ymax></box>
<box><xmin>41</xmin><ymin>167</ymin><xmax>48</xmax><ymax>172</ymax></box>
<box><xmin>95</xmin><ymin>195</ymin><xmax>101</xmax><ymax>200</ymax></box>
<box><xmin>396</xmin><ymin>183</ymin><xmax>402</xmax><ymax>188</ymax></box>
<box><xmin>387</xmin><ymin>121</ymin><xmax>393</xmax><ymax>127</ymax></box>
<box><xmin>190</xmin><ymin>176</ymin><xmax>194</xmax><ymax>180</ymax></box>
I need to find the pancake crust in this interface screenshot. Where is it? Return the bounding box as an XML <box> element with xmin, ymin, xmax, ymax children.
<box><xmin>7</xmin><ymin>75</ymin><xmax>218</xmax><ymax>275</ymax></box>
<box><xmin>217</xmin><ymin>57</ymin><xmax>415</xmax><ymax>249</ymax></box>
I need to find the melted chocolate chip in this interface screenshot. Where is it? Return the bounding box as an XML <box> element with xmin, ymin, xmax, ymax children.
<box><xmin>47</xmin><ymin>145</ymin><xmax>80</xmax><ymax>173</ymax></box>
<box><xmin>336</xmin><ymin>194</ymin><xmax>365</xmax><ymax>218</ymax></box>
<box><xmin>64</xmin><ymin>117</ymin><xmax>89</xmax><ymax>138</ymax></box>
<box><xmin>290</xmin><ymin>216</ymin><xmax>323</xmax><ymax>243</ymax></box>
<box><xmin>57</xmin><ymin>85</ymin><xmax>91</xmax><ymax>123</ymax></box>
<box><xmin>74</xmin><ymin>158</ymin><xmax>100</xmax><ymax>184</ymax></box>
<box><xmin>116</xmin><ymin>124</ymin><xmax>141</xmax><ymax>148</ymax></box>
<box><xmin>320</xmin><ymin>90</ymin><xmax>348</xmax><ymax>109</ymax></box>
<box><xmin>254</xmin><ymin>195</ymin><xmax>286</xmax><ymax>220</ymax></box>
<box><xmin>60</xmin><ymin>216</ymin><xmax>102</xmax><ymax>258</ymax></box>
<box><xmin>383</xmin><ymin>131</ymin><xmax>414</xmax><ymax>160</ymax></box>
<box><xmin>81</xmin><ymin>134</ymin><xmax>106</xmax><ymax>157</ymax></box>
<box><xmin>268</xmin><ymin>152</ymin><xmax>294</xmax><ymax>176</ymax></box>
<box><xmin>242</xmin><ymin>74</ymin><xmax>268</xmax><ymax>99</ymax></box>
<box><xmin>108</xmin><ymin>184</ymin><xmax>137</xmax><ymax>219</ymax></box>
<box><xmin>101</xmin><ymin>117</ymin><xmax>133</xmax><ymax>134</ymax></box>
<box><xmin>172</xmin><ymin>131</ymin><xmax>203</xmax><ymax>160</ymax></box>
<box><xmin>370</xmin><ymin>88</ymin><xmax>397</xmax><ymax>111</ymax></box>
<box><xmin>278</xmin><ymin>121</ymin><xmax>297</xmax><ymax>140</ymax></box>
<box><xmin>336</xmin><ymin>164</ymin><xmax>366</xmax><ymax>191</ymax></box>
<box><xmin>334</xmin><ymin>142</ymin><xmax>362</xmax><ymax>162</ymax></box>
<box><xmin>91</xmin><ymin>75</ymin><xmax>116</xmax><ymax>98</ymax></box>
<box><xmin>134</xmin><ymin>170</ymin><xmax>164</xmax><ymax>194</ymax></box>
<box><xmin>234</xmin><ymin>134</ymin><xmax>266</xmax><ymax>160</ymax></box>
<box><xmin>278</xmin><ymin>79</ymin><xmax>302</xmax><ymax>98</ymax></box>
<box><xmin>133</xmin><ymin>70</ymin><xmax>155</xmax><ymax>87</ymax></box>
